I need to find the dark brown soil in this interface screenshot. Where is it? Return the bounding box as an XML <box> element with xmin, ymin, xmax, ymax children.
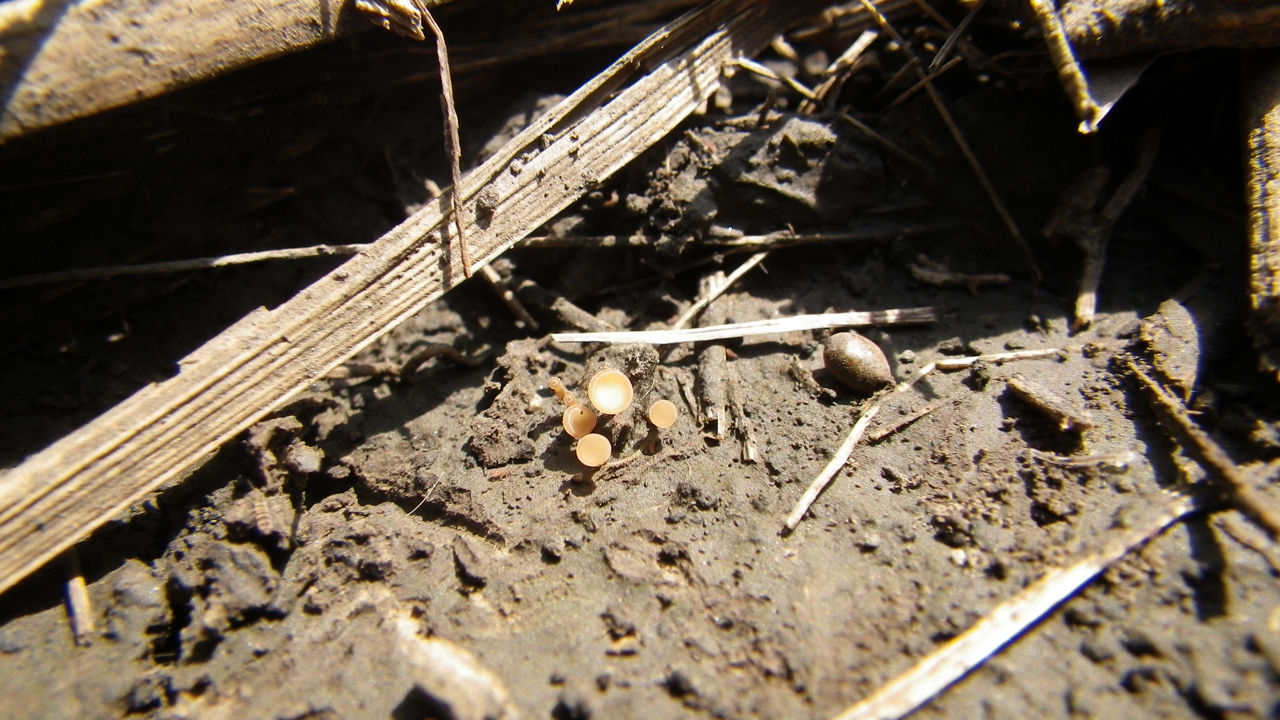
<box><xmin>2</xmin><ymin>2</ymin><xmax>1278</xmax><ymax>719</ymax></box>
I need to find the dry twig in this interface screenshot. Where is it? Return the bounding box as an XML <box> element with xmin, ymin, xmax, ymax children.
<box><xmin>0</xmin><ymin>244</ymin><xmax>368</xmax><ymax>291</ymax></box>
<box><xmin>1069</xmin><ymin>126</ymin><xmax>1162</xmax><ymax>331</ymax></box>
<box><xmin>909</xmin><ymin>254</ymin><xmax>1010</xmax><ymax>295</ymax></box>
<box><xmin>799</xmin><ymin>30</ymin><xmax>878</xmax><ymax>113</ymax></box>
<box><xmin>733</xmin><ymin>57</ymin><xmax>821</xmax><ymax>102</ymax></box>
<box><xmin>836</xmin><ymin>112</ymin><xmax>930</xmax><ymax>172</ymax></box>
<box><xmin>865</xmin><ymin>400</ymin><xmax>945</xmax><ymax>443</ymax></box>
<box><xmin>726</xmin><ymin>364</ymin><xmax>760</xmax><ymax>462</ymax></box>
<box><xmin>1025</xmin><ymin>0</ymin><xmax>1102</xmax><ymax>132</ymax></box>
<box><xmin>928</xmin><ymin>0</ymin><xmax>984</xmax><ymax>70</ymax></box>
<box><xmin>64</xmin><ymin>549</ymin><xmax>94</xmax><ymax>647</ymax></box>
<box><xmin>479</xmin><ymin>265</ymin><xmax>539</xmax><ymax>330</ymax></box>
<box><xmin>695</xmin><ymin>295</ymin><xmax>729</xmax><ymax>442</ymax></box>
<box><xmin>1005</xmin><ymin>373</ymin><xmax>1094</xmax><ymax>433</ymax></box>
<box><xmin>0</xmin><ymin>227</ymin><xmax>934</xmax><ymax>291</ymax></box>
<box><xmin>511</xmin><ymin>275</ymin><xmax>615</xmax><ymax>333</ymax></box>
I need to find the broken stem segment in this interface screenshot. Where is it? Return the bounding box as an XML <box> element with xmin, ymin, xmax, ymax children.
<box><xmin>64</xmin><ymin>549</ymin><xmax>94</xmax><ymax>647</ymax></box>
<box><xmin>1072</xmin><ymin>126</ymin><xmax>1162</xmax><ymax>331</ymax></box>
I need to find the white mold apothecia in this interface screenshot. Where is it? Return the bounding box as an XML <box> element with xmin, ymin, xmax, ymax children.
<box><xmin>647</xmin><ymin>399</ymin><xmax>678</xmax><ymax>429</ymax></box>
<box><xmin>575</xmin><ymin>433</ymin><xmax>612</xmax><ymax>467</ymax></box>
<box><xmin>586</xmin><ymin>369</ymin><xmax>634</xmax><ymax>415</ymax></box>
<box><xmin>561</xmin><ymin>404</ymin><xmax>598</xmax><ymax>439</ymax></box>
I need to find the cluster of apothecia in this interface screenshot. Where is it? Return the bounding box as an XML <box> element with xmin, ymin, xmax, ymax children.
<box><xmin>550</xmin><ymin>371</ymin><xmax>678</xmax><ymax>468</ymax></box>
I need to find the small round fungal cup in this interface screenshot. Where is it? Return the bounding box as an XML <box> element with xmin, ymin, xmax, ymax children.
<box><xmin>562</xmin><ymin>404</ymin><xmax>597</xmax><ymax>438</ymax></box>
<box><xmin>576</xmin><ymin>433</ymin><xmax>612</xmax><ymax>467</ymax></box>
<box><xmin>647</xmin><ymin>399</ymin><xmax>677</xmax><ymax>428</ymax></box>
<box><xmin>587</xmin><ymin>369</ymin><xmax>634</xmax><ymax>415</ymax></box>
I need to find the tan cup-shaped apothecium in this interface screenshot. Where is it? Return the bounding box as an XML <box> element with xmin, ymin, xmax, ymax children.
<box><xmin>647</xmin><ymin>399</ymin><xmax>677</xmax><ymax>428</ymax></box>
<box><xmin>562</xmin><ymin>404</ymin><xmax>597</xmax><ymax>439</ymax></box>
<box><xmin>587</xmin><ymin>369</ymin><xmax>634</xmax><ymax>415</ymax></box>
<box><xmin>575</xmin><ymin>433</ymin><xmax>612</xmax><ymax>467</ymax></box>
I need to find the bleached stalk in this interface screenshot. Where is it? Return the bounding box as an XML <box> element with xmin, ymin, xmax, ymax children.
<box><xmin>552</xmin><ymin>307</ymin><xmax>937</xmax><ymax>344</ymax></box>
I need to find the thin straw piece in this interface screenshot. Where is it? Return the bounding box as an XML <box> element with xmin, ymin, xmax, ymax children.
<box><xmin>784</xmin><ymin>407</ymin><xmax>879</xmax><ymax>531</ymax></box>
<box><xmin>552</xmin><ymin>307</ymin><xmax>937</xmax><ymax>344</ymax></box>
<box><xmin>830</xmin><ymin>488</ymin><xmax>1198</xmax><ymax>720</ymax></box>
<box><xmin>419</xmin><ymin>1</ymin><xmax>472</xmax><ymax>277</ymax></box>
<box><xmin>672</xmin><ymin>250</ymin><xmax>769</xmax><ymax>330</ymax></box>
<box><xmin>0</xmin><ymin>244</ymin><xmax>367</xmax><ymax>290</ymax></box>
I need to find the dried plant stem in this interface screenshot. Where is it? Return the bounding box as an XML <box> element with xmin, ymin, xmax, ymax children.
<box><xmin>1072</xmin><ymin>126</ymin><xmax>1162</xmax><ymax>330</ymax></box>
<box><xmin>885</xmin><ymin>55</ymin><xmax>961</xmax><ymax>110</ymax></box>
<box><xmin>1125</xmin><ymin>358</ymin><xmax>1280</xmax><ymax>538</ymax></box>
<box><xmin>525</xmin><ymin>225</ymin><xmax>939</xmax><ymax>248</ymax></box>
<box><xmin>0</xmin><ymin>228</ymin><xmax>929</xmax><ymax>291</ymax></box>
<box><xmin>1006</xmin><ymin>373</ymin><xmax>1094</xmax><ymax>432</ymax></box>
<box><xmin>418</xmin><ymin>1</ymin><xmax>472</xmax><ymax>278</ymax></box>
<box><xmin>551</xmin><ymin>307</ymin><xmax>937</xmax><ymax>344</ymax></box>
<box><xmin>910</xmin><ymin>254</ymin><xmax>1009</xmax><ymax>294</ymax></box>
<box><xmin>830</xmin><ymin>488</ymin><xmax>1199</xmax><ymax>720</ymax></box>
<box><xmin>734</xmin><ymin>57</ymin><xmax>820</xmax><ymax>101</ymax></box>
<box><xmin>866</xmin><ymin>400</ymin><xmax>945</xmax><ymax>443</ymax></box>
<box><xmin>928</xmin><ymin>0</ymin><xmax>984</xmax><ymax>70</ymax></box>
<box><xmin>0</xmin><ymin>244</ymin><xmax>367</xmax><ymax>290</ymax></box>
<box><xmin>672</xmin><ymin>250</ymin><xmax>769</xmax><ymax>330</ymax></box>
<box><xmin>696</xmin><ymin>327</ymin><xmax>728</xmax><ymax>440</ymax></box>
<box><xmin>881</xmin><ymin>348</ymin><xmax>1071</xmax><ymax>397</ymax></box>
<box><xmin>1025</xmin><ymin>0</ymin><xmax>1101</xmax><ymax>133</ymax></box>
<box><xmin>727</xmin><ymin>364</ymin><xmax>760</xmax><ymax>462</ymax></box>
<box><xmin>511</xmin><ymin>275</ymin><xmax>615</xmax><ymax>333</ymax></box>
<box><xmin>837</xmin><ymin>112</ymin><xmax>929</xmax><ymax>171</ymax></box>
<box><xmin>800</xmin><ymin>30</ymin><xmax>878</xmax><ymax>113</ymax></box>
